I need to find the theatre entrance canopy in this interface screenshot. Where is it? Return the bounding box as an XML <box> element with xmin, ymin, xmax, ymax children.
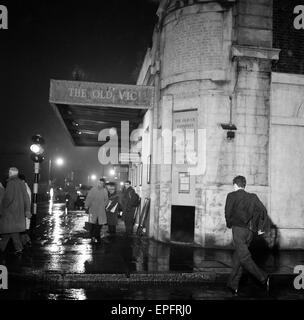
<box><xmin>49</xmin><ymin>80</ymin><xmax>154</xmax><ymax>147</ymax></box>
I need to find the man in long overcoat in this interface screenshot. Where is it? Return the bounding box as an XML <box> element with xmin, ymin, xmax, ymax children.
<box><xmin>85</xmin><ymin>178</ymin><xmax>108</xmax><ymax>242</ymax></box>
<box><xmin>105</xmin><ymin>182</ymin><xmax>121</xmax><ymax>235</ymax></box>
<box><xmin>121</xmin><ymin>181</ymin><xmax>138</xmax><ymax>236</ymax></box>
<box><xmin>0</xmin><ymin>168</ymin><xmax>31</xmax><ymax>254</ymax></box>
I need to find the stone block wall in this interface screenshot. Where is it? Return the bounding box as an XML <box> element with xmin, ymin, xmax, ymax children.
<box><xmin>234</xmin><ymin>0</ymin><xmax>273</xmax><ymax>47</ymax></box>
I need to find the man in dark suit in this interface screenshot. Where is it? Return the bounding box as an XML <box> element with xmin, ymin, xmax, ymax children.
<box><xmin>225</xmin><ymin>175</ymin><xmax>270</xmax><ymax>295</ymax></box>
<box><xmin>121</xmin><ymin>181</ymin><xmax>138</xmax><ymax>236</ymax></box>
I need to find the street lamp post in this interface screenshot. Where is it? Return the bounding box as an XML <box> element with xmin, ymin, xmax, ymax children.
<box><xmin>30</xmin><ymin>134</ymin><xmax>45</xmax><ymax>219</ymax></box>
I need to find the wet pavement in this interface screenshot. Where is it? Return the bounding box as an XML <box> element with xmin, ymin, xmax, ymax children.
<box><xmin>1</xmin><ymin>281</ymin><xmax>303</xmax><ymax>300</ymax></box>
<box><xmin>0</xmin><ymin>202</ymin><xmax>303</xmax><ymax>300</ymax></box>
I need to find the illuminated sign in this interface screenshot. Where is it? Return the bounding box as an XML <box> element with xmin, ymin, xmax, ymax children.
<box><xmin>50</xmin><ymin>80</ymin><xmax>154</xmax><ymax>109</ymax></box>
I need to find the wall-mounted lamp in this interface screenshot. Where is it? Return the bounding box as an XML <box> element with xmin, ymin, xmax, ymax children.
<box><xmin>221</xmin><ymin>123</ymin><xmax>237</xmax><ymax>140</ymax></box>
<box><xmin>220</xmin><ymin>96</ymin><xmax>237</xmax><ymax>140</ymax></box>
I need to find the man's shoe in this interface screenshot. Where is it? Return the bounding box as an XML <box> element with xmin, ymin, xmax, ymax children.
<box><xmin>14</xmin><ymin>250</ymin><xmax>23</xmax><ymax>255</ymax></box>
<box><xmin>227</xmin><ymin>286</ymin><xmax>238</xmax><ymax>296</ymax></box>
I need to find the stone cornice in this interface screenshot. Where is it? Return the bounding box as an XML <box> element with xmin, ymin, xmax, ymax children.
<box><xmin>232</xmin><ymin>45</ymin><xmax>281</xmax><ymax>61</ymax></box>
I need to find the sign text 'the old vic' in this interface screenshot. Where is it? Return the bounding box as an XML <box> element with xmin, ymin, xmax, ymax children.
<box><xmin>50</xmin><ymin>80</ymin><xmax>154</xmax><ymax>109</ymax></box>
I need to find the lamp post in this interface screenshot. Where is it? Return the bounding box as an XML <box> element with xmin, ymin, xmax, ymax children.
<box><xmin>30</xmin><ymin>134</ymin><xmax>45</xmax><ymax>218</ymax></box>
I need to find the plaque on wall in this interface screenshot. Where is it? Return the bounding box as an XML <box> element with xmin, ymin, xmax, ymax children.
<box><xmin>178</xmin><ymin>172</ymin><xmax>190</xmax><ymax>194</ymax></box>
<box><xmin>139</xmin><ymin>162</ymin><xmax>143</xmax><ymax>186</ymax></box>
<box><xmin>173</xmin><ymin>110</ymin><xmax>198</xmax><ymax>166</ymax></box>
<box><xmin>163</xmin><ymin>12</ymin><xmax>224</xmax><ymax>79</ymax></box>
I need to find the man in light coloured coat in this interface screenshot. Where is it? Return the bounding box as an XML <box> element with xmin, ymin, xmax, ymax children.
<box><xmin>85</xmin><ymin>178</ymin><xmax>108</xmax><ymax>243</ymax></box>
<box><xmin>0</xmin><ymin>168</ymin><xmax>31</xmax><ymax>254</ymax></box>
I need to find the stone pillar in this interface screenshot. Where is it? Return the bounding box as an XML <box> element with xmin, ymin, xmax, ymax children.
<box><xmin>157</xmin><ymin>95</ymin><xmax>173</xmax><ymax>241</ymax></box>
<box><xmin>158</xmin><ymin>0</ymin><xmax>236</xmax><ymax>247</ymax></box>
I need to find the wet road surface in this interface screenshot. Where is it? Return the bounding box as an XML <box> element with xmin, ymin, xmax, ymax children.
<box><xmin>0</xmin><ymin>202</ymin><xmax>303</xmax><ymax>300</ymax></box>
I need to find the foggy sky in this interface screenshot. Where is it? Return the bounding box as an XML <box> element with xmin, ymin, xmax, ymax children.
<box><xmin>0</xmin><ymin>0</ymin><xmax>158</xmax><ymax>186</ymax></box>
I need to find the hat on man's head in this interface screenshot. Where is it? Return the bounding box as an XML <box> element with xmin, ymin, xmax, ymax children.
<box><xmin>9</xmin><ymin>167</ymin><xmax>19</xmax><ymax>177</ymax></box>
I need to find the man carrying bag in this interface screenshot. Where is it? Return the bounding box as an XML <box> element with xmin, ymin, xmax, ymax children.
<box><xmin>224</xmin><ymin>175</ymin><xmax>270</xmax><ymax>295</ymax></box>
<box><xmin>84</xmin><ymin>178</ymin><xmax>108</xmax><ymax>243</ymax></box>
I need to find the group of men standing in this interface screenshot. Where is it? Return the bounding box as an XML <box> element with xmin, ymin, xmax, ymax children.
<box><xmin>0</xmin><ymin>167</ymin><xmax>32</xmax><ymax>255</ymax></box>
<box><xmin>84</xmin><ymin>179</ymin><xmax>139</xmax><ymax>243</ymax></box>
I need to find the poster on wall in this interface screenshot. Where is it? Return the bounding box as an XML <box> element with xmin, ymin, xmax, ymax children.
<box><xmin>173</xmin><ymin>110</ymin><xmax>198</xmax><ymax>166</ymax></box>
<box><xmin>139</xmin><ymin>162</ymin><xmax>143</xmax><ymax>186</ymax></box>
<box><xmin>147</xmin><ymin>155</ymin><xmax>151</xmax><ymax>184</ymax></box>
<box><xmin>178</xmin><ymin>172</ymin><xmax>190</xmax><ymax>194</ymax></box>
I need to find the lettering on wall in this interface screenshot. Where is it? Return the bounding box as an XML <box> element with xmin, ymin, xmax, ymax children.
<box><xmin>163</xmin><ymin>12</ymin><xmax>224</xmax><ymax>78</ymax></box>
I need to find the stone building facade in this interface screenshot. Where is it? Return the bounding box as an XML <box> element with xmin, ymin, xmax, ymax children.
<box><xmin>131</xmin><ymin>0</ymin><xmax>304</xmax><ymax>249</ymax></box>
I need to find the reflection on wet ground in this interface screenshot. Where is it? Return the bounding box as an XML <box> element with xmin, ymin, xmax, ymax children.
<box><xmin>1</xmin><ymin>281</ymin><xmax>303</xmax><ymax>300</ymax></box>
<box><xmin>1</xmin><ymin>203</ymin><xmax>302</xmax><ymax>276</ymax></box>
<box><xmin>0</xmin><ymin>202</ymin><xmax>303</xmax><ymax>300</ymax></box>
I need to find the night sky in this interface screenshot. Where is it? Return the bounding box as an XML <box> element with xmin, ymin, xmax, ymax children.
<box><xmin>0</xmin><ymin>0</ymin><xmax>158</xmax><ymax>186</ymax></box>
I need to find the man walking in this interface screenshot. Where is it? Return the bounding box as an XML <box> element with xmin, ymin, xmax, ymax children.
<box><xmin>18</xmin><ymin>174</ymin><xmax>32</xmax><ymax>247</ymax></box>
<box><xmin>121</xmin><ymin>181</ymin><xmax>138</xmax><ymax>236</ymax></box>
<box><xmin>0</xmin><ymin>168</ymin><xmax>31</xmax><ymax>254</ymax></box>
<box><xmin>105</xmin><ymin>182</ymin><xmax>121</xmax><ymax>235</ymax></box>
<box><xmin>225</xmin><ymin>175</ymin><xmax>270</xmax><ymax>295</ymax></box>
<box><xmin>85</xmin><ymin>178</ymin><xmax>108</xmax><ymax>243</ymax></box>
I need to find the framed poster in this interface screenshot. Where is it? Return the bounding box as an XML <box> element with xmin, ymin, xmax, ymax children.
<box><xmin>139</xmin><ymin>162</ymin><xmax>143</xmax><ymax>186</ymax></box>
<box><xmin>147</xmin><ymin>155</ymin><xmax>151</xmax><ymax>184</ymax></box>
<box><xmin>134</xmin><ymin>167</ymin><xmax>137</xmax><ymax>187</ymax></box>
<box><xmin>178</xmin><ymin>172</ymin><xmax>190</xmax><ymax>194</ymax></box>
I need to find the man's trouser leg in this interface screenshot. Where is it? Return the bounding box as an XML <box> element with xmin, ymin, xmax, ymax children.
<box><xmin>94</xmin><ymin>224</ymin><xmax>102</xmax><ymax>240</ymax></box>
<box><xmin>231</xmin><ymin>226</ymin><xmax>267</xmax><ymax>288</ymax></box>
<box><xmin>227</xmin><ymin>250</ymin><xmax>243</xmax><ymax>290</ymax></box>
<box><xmin>11</xmin><ymin>233</ymin><xmax>23</xmax><ymax>252</ymax></box>
<box><xmin>124</xmin><ymin>210</ymin><xmax>134</xmax><ymax>235</ymax></box>
<box><xmin>109</xmin><ymin>225</ymin><xmax>116</xmax><ymax>234</ymax></box>
<box><xmin>20</xmin><ymin>232</ymin><xmax>31</xmax><ymax>246</ymax></box>
<box><xmin>0</xmin><ymin>234</ymin><xmax>11</xmax><ymax>252</ymax></box>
